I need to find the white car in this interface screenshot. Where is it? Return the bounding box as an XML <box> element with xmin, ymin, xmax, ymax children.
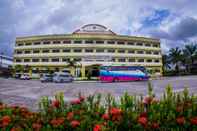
<box><xmin>20</xmin><ymin>74</ymin><xmax>31</xmax><ymax>80</ymax></box>
<box><xmin>53</xmin><ymin>72</ymin><xmax>73</xmax><ymax>83</ymax></box>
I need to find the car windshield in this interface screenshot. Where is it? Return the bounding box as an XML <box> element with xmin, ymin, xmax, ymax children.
<box><xmin>45</xmin><ymin>74</ymin><xmax>52</xmax><ymax>77</ymax></box>
<box><xmin>60</xmin><ymin>74</ymin><xmax>69</xmax><ymax>77</ymax></box>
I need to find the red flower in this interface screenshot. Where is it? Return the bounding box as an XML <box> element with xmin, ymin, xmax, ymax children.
<box><xmin>138</xmin><ymin>117</ymin><xmax>147</xmax><ymax>127</ymax></box>
<box><xmin>71</xmin><ymin>120</ymin><xmax>80</xmax><ymax>128</ymax></box>
<box><xmin>102</xmin><ymin>113</ymin><xmax>110</xmax><ymax>120</ymax></box>
<box><xmin>190</xmin><ymin>117</ymin><xmax>197</xmax><ymax>125</ymax></box>
<box><xmin>32</xmin><ymin>123</ymin><xmax>42</xmax><ymax>130</ymax></box>
<box><xmin>79</xmin><ymin>96</ymin><xmax>85</xmax><ymax>102</ymax></box>
<box><xmin>71</xmin><ymin>99</ymin><xmax>81</xmax><ymax>105</ymax></box>
<box><xmin>67</xmin><ymin>112</ymin><xmax>74</xmax><ymax>121</ymax></box>
<box><xmin>1</xmin><ymin>115</ymin><xmax>11</xmax><ymax>127</ymax></box>
<box><xmin>151</xmin><ymin>122</ymin><xmax>159</xmax><ymax>129</ymax></box>
<box><xmin>109</xmin><ymin>107</ymin><xmax>122</xmax><ymax>116</ymax></box>
<box><xmin>176</xmin><ymin>117</ymin><xmax>185</xmax><ymax>125</ymax></box>
<box><xmin>50</xmin><ymin>117</ymin><xmax>65</xmax><ymax>127</ymax></box>
<box><xmin>52</xmin><ymin>100</ymin><xmax>60</xmax><ymax>108</ymax></box>
<box><xmin>93</xmin><ymin>124</ymin><xmax>102</xmax><ymax>131</ymax></box>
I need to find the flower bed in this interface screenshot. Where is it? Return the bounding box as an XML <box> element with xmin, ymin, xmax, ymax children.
<box><xmin>0</xmin><ymin>84</ymin><xmax>197</xmax><ymax>131</ymax></box>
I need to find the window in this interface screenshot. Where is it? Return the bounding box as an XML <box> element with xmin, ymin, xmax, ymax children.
<box><xmin>127</xmin><ymin>42</ymin><xmax>134</xmax><ymax>45</ymax></box>
<box><xmin>42</xmin><ymin>50</ymin><xmax>50</xmax><ymax>53</ymax></box>
<box><xmin>137</xmin><ymin>50</ymin><xmax>144</xmax><ymax>54</ymax></box>
<box><xmin>153</xmin><ymin>51</ymin><xmax>159</xmax><ymax>55</ymax></box>
<box><xmin>63</xmin><ymin>49</ymin><xmax>70</xmax><ymax>52</ymax></box>
<box><xmin>53</xmin><ymin>41</ymin><xmax>60</xmax><ymax>44</ymax></box>
<box><xmin>73</xmin><ymin>49</ymin><xmax>82</xmax><ymax>53</ymax></box>
<box><xmin>128</xmin><ymin>58</ymin><xmax>135</xmax><ymax>62</ymax></box>
<box><xmin>136</xmin><ymin>43</ymin><xmax>143</xmax><ymax>46</ymax></box>
<box><xmin>112</xmin><ymin>58</ymin><xmax>116</xmax><ymax>62</ymax></box>
<box><xmin>96</xmin><ymin>49</ymin><xmax>104</xmax><ymax>53</ymax></box>
<box><xmin>17</xmin><ymin>51</ymin><xmax>22</xmax><ymax>54</ymax></box>
<box><xmin>118</xmin><ymin>58</ymin><xmax>125</xmax><ymax>62</ymax></box>
<box><xmin>153</xmin><ymin>44</ymin><xmax>159</xmax><ymax>47</ymax></box>
<box><xmin>85</xmin><ymin>40</ymin><xmax>93</xmax><ymax>44</ymax></box>
<box><xmin>63</xmin><ymin>40</ymin><xmax>71</xmax><ymax>44</ymax></box>
<box><xmin>117</xmin><ymin>41</ymin><xmax>125</xmax><ymax>45</ymax></box>
<box><xmin>118</xmin><ymin>49</ymin><xmax>125</xmax><ymax>53</ymax></box>
<box><xmin>138</xmin><ymin>59</ymin><xmax>144</xmax><ymax>62</ymax></box>
<box><xmin>16</xmin><ymin>59</ymin><xmax>21</xmax><ymax>62</ymax></box>
<box><xmin>51</xmin><ymin>58</ymin><xmax>59</xmax><ymax>62</ymax></box>
<box><xmin>43</xmin><ymin>41</ymin><xmax>50</xmax><ymax>44</ymax></box>
<box><xmin>107</xmin><ymin>41</ymin><xmax>115</xmax><ymax>44</ymax></box>
<box><xmin>52</xmin><ymin>49</ymin><xmax>60</xmax><ymax>53</ymax></box>
<box><xmin>24</xmin><ymin>59</ymin><xmax>30</xmax><ymax>62</ymax></box>
<box><xmin>145</xmin><ymin>43</ymin><xmax>151</xmax><ymax>47</ymax></box>
<box><xmin>32</xmin><ymin>59</ymin><xmax>39</xmax><ymax>62</ymax></box>
<box><xmin>25</xmin><ymin>43</ymin><xmax>32</xmax><ymax>46</ymax></box>
<box><xmin>85</xmin><ymin>49</ymin><xmax>93</xmax><ymax>53</ymax></box>
<box><xmin>17</xmin><ymin>43</ymin><xmax>23</xmax><ymax>46</ymax></box>
<box><xmin>146</xmin><ymin>51</ymin><xmax>152</xmax><ymax>54</ymax></box>
<box><xmin>147</xmin><ymin>59</ymin><xmax>152</xmax><ymax>63</ymax></box>
<box><xmin>74</xmin><ymin>40</ymin><xmax>82</xmax><ymax>44</ymax></box>
<box><xmin>24</xmin><ymin>50</ymin><xmax>31</xmax><ymax>54</ymax></box>
<box><xmin>155</xmin><ymin>59</ymin><xmax>160</xmax><ymax>63</ymax></box>
<box><xmin>42</xmin><ymin>58</ymin><xmax>48</xmax><ymax>62</ymax></box>
<box><xmin>62</xmin><ymin>58</ymin><xmax>70</xmax><ymax>62</ymax></box>
<box><xmin>108</xmin><ymin>49</ymin><xmax>115</xmax><ymax>53</ymax></box>
<box><xmin>34</xmin><ymin>42</ymin><xmax>41</xmax><ymax>45</ymax></box>
<box><xmin>73</xmin><ymin>58</ymin><xmax>81</xmax><ymax>61</ymax></box>
<box><xmin>128</xmin><ymin>50</ymin><xmax>135</xmax><ymax>54</ymax></box>
<box><xmin>33</xmin><ymin>50</ymin><xmax>40</xmax><ymax>53</ymax></box>
<box><xmin>96</xmin><ymin>41</ymin><xmax>104</xmax><ymax>44</ymax></box>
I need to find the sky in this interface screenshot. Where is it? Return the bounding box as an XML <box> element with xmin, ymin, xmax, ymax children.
<box><xmin>1</xmin><ymin>0</ymin><xmax>197</xmax><ymax>56</ymax></box>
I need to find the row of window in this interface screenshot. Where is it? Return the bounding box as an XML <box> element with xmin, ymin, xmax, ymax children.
<box><xmin>15</xmin><ymin>49</ymin><xmax>160</xmax><ymax>55</ymax></box>
<box><xmin>15</xmin><ymin>58</ymin><xmax>160</xmax><ymax>63</ymax></box>
<box><xmin>16</xmin><ymin>40</ymin><xmax>160</xmax><ymax>47</ymax></box>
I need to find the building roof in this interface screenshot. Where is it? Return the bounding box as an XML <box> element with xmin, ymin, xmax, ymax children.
<box><xmin>72</xmin><ymin>24</ymin><xmax>116</xmax><ymax>35</ymax></box>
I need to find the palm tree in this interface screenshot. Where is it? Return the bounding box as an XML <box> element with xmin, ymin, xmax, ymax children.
<box><xmin>182</xmin><ymin>43</ymin><xmax>197</xmax><ymax>72</ymax></box>
<box><xmin>66</xmin><ymin>59</ymin><xmax>78</xmax><ymax>76</ymax></box>
<box><xmin>168</xmin><ymin>47</ymin><xmax>183</xmax><ymax>73</ymax></box>
<box><xmin>162</xmin><ymin>54</ymin><xmax>171</xmax><ymax>71</ymax></box>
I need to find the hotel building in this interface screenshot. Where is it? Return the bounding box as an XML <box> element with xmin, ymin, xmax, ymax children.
<box><xmin>13</xmin><ymin>24</ymin><xmax>162</xmax><ymax>78</ymax></box>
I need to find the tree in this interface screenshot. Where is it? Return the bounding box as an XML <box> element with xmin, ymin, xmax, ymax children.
<box><xmin>168</xmin><ymin>47</ymin><xmax>183</xmax><ymax>73</ymax></box>
<box><xmin>182</xmin><ymin>43</ymin><xmax>197</xmax><ymax>72</ymax></box>
<box><xmin>162</xmin><ymin>54</ymin><xmax>171</xmax><ymax>71</ymax></box>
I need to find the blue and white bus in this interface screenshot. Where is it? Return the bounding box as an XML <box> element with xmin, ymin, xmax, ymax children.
<box><xmin>99</xmin><ymin>66</ymin><xmax>149</xmax><ymax>82</ymax></box>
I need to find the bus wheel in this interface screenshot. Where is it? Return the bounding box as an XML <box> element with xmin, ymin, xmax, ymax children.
<box><xmin>113</xmin><ymin>77</ymin><xmax>119</xmax><ymax>82</ymax></box>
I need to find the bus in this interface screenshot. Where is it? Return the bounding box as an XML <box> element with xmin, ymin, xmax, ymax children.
<box><xmin>99</xmin><ymin>66</ymin><xmax>149</xmax><ymax>82</ymax></box>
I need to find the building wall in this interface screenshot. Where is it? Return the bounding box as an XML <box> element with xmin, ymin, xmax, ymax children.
<box><xmin>13</xmin><ymin>34</ymin><xmax>162</xmax><ymax>78</ymax></box>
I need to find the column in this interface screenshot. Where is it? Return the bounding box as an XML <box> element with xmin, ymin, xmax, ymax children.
<box><xmin>81</xmin><ymin>66</ymin><xmax>86</xmax><ymax>79</ymax></box>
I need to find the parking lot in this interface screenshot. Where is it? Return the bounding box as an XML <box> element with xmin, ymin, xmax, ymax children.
<box><xmin>0</xmin><ymin>76</ymin><xmax>197</xmax><ymax>110</ymax></box>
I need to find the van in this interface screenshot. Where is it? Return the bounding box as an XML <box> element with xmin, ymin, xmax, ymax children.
<box><xmin>53</xmin><ymin>72</ymin><xmax>73</xmax><ymax>83</ymax></box>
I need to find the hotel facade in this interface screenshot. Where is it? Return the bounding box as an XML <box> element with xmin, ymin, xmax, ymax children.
<box><xmin>13</xmin><ymin>24</ymin><xmax>162</xmax><ymax>78</ymax></box>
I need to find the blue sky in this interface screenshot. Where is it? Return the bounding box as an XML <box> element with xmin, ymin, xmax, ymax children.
<box><xmin>1</xmin><ymin>0</ymin><xmax>197</xmax><ymax>56</ymax></box>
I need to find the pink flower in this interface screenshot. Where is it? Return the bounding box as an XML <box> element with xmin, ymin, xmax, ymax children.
<box><xmin>71</xmin><ymin>99</ymin><xmax>81</xmax><ymax>105</ymax></box>
<box><xmin>70</xmin><ymin>120</ymin><xmax>80</xmax><ymax>128</ymax></box>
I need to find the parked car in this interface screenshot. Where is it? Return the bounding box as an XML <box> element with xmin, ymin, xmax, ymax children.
<box><xmin>53</xmin><ymin>72</ymin><xmax>73</xmax><ymax>83</ymax></box>
<box><xmin>40</xmin><ymin>74</ymin><xmax>53</xmax><ymax>82</ymax></box>
<box><xmin>14</xmin><ymin>73</ymin><xmax>21</xmax><ymax>79</ymax></box>
<box><xmin>20</xmin><ymin>74</ymin><xmax>31</xmax><ymax>80</ymax></box>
